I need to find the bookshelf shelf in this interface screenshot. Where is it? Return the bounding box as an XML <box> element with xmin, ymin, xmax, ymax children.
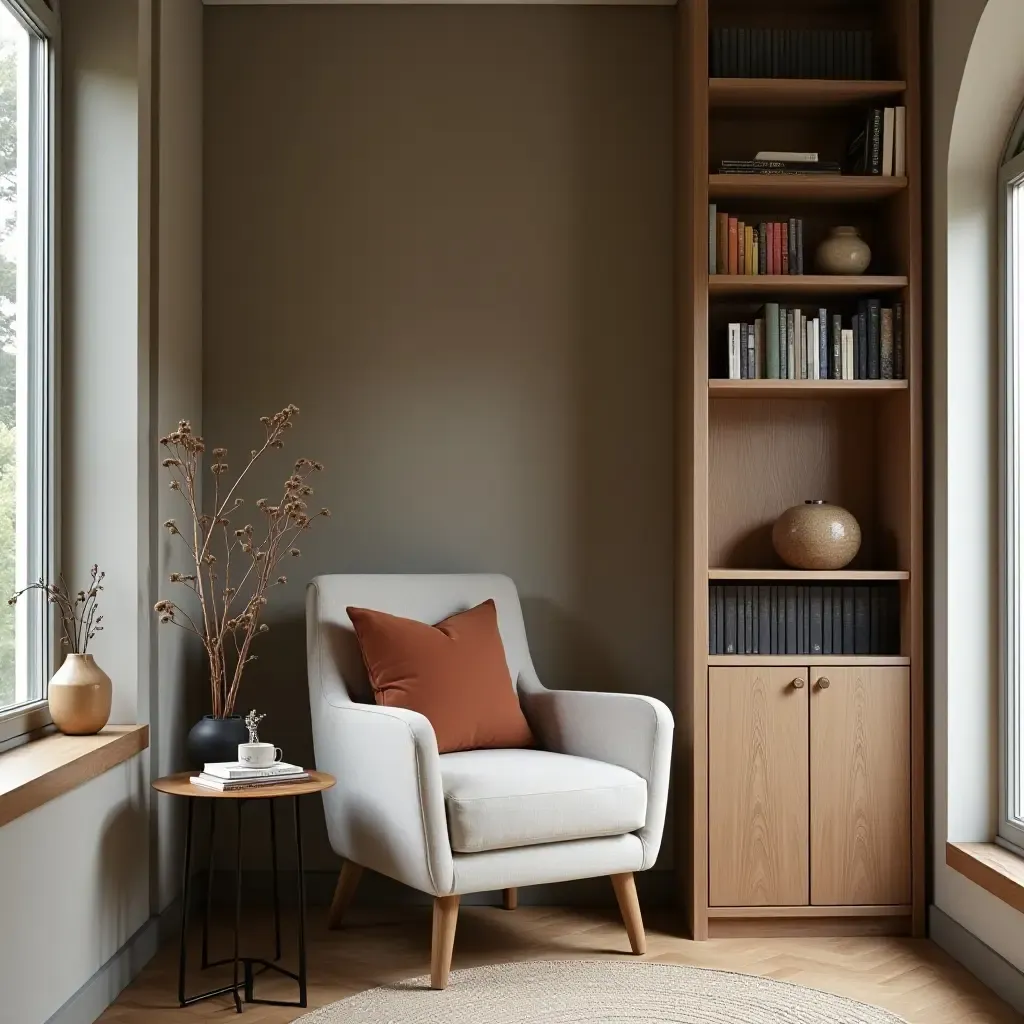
<box><xmin>709</xmin><ymin>275</ymin><xmax>908</xmax><ymax>295</ymax></box>
<box><xmin>709</xmin><ymin>379</ymin><xmax>908</xmax><ymax>398</ymax></box>
<box><xmin>709</xmin><ymin>174</ymin><xmax>908</xmax><ymax>202</ymax></box>
<box><xmin>709</xmin><ymin>78</ymin><xmax>908</xmax><ymax>108</ymax></box>
<box><xmin>707</xmin><ymin>654</ymin><xmax>911</xmax><ymax>667</ymax></box>
<box><xmin>709</xmin><ymin>568</ymin><xmax>909</xmax><ymax>582</ymax></box>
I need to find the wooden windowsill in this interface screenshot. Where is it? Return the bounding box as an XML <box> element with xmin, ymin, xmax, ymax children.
<box><xmin>0</xmin><ymin>724</ymin><xmax>149</xmax><ymax>828</ymax></box>
<box><xmin>946</xmin><ymin>842</ymin><xmax>1024</xmax><ymax>915</ymax></box>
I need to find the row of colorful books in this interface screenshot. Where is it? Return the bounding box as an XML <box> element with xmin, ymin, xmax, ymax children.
<box><xmin>710</xmin><ymin>206</ymin><xmax>805</xmax><ymax>275</ymax></box>
<box><xmin>723</xmin><ymin>301</ymin><xmax>904</xmax><ymax>381</ymax></box>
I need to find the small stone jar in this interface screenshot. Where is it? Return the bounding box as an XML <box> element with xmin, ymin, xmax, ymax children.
<box><xmin>815</xmin><ymin>226</ymin><xmax>871</xmax><ymax>275</ymax></box>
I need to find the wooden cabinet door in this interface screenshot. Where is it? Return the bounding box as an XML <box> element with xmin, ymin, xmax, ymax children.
<box><xmin>810</xmin><ymin>665</ymin><xmax>911</xmax><ymax>906</ymax></box>
<box><xmin>709</xmin><ymin>666</ymin><xmax>809</xmax><ymax>906</ymax></box>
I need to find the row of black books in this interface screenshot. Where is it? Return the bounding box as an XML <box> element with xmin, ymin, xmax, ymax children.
<box><xmin>709</xmin><ymin>583</ymin><xmax>900</xmax><ymax>657</ymax></box>
<box><xmin>710</xmin><ymin>28</ymin><xmax>874</xmax><ymax>81</ymax></box>
<box><xmin>723</xmin><ymin>301</ymin><xmax>905</xmax><ymax>381</ymax></box>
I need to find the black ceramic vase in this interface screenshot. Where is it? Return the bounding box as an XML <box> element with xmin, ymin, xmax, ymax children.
<box><xmin>186</xmin><ymin>714</ymin><xmax>248</xmax><ymax>768</ymax></box>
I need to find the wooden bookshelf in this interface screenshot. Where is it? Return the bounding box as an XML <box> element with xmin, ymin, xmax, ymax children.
<box><xmin>709</xmin><ymin>274</ymin><xmax>907</xmax><ymax>295</ymax></box>
<box><xmin>710</xmin><ymin>78</ymin><xmax>907</xmax><ymax>108</ymax></box>
<box><xmin>709</xmin><ymin>378</ymin><xmax>907</xmax><ymax>397</ymax></box>
<box><xmin>676</xmin><ymin>0</ymin><xmax>923</xmax><ymax>941</ymax></box>
<box><xmin>709</xmin><ymin>174</ymin><xmax>907</xmax><ymax>201</ymax></box>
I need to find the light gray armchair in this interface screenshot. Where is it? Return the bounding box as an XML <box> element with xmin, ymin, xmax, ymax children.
<box><xmin>305</xmin><ymin>573</ymin><xmax>673</xmax><ymax>989</ymax></box>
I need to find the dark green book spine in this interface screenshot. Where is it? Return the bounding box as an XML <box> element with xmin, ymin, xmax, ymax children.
<box><xmin>854</xmin><ymin>587</ymin><xmax>870</xmax><ymax>655</ymax></box>
<box><xmin>725</xmin><ymin>585</ymin><xmax>737</xmax><ymax>654</ymax></box>
<box><xmin>870</xmin><ymin>586</ymin><xmax>882</xmax><ymax>655</ymax></box>
<box><xmin>786</xmin><ymin>586</ymin><xmax>797</xmax><ymax>654</ymax></box>
<box><xmin>779</xmin><ymin>305</ymin><xmax>788</xmax><ymax>379</ymax></box>
<box><xmin>810</xmin><ymin>586</ymin><xmax>823</xmax><ymax>655</ymax></box>
<box><xmin>831</xmin><ymin>314</ymin><xmax>842</xmax><ymax>380</ymax></box>
<box><xmin>842</xmin><ymin>586</ymin><xmax>855</xmax><ymax>654</ymax></box>
<box><xmin>765</xmin><ymin>302</ymin><xmax>780</xmax><ymax>379</ymax></box>
<box><xmin>823</xmin><ymin>587</ymin><xmax>832</xmax><ymax>656</ymax></box>
<box><xmin>758</xmin><ymin>586</ymin><xmax>771</xmax><ymax>657</ymax></box>
<box><xmin>770</xmin><ymin>586</ymin><xmax>778</xmax><ymax>655</ymax></box>
<box><xmin>868</xmin><ymin>299</ymin><xmax>881</xmax><ymax>379</ymax></box>
<box><xmin>894</xmin><ymin>302</ymin><xmax>905</xmax><ymax>379</ymax></box>
<box><xmin>832</xmin><ymin>586</ymin><xmax>843</xmax><ymax>656</ymax></box>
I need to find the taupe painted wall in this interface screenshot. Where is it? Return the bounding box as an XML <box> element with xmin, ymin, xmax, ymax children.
<box><xmin>203</xmin><ymin>4</ymin><xmax>675</xmax><ymax>870</ymax></box>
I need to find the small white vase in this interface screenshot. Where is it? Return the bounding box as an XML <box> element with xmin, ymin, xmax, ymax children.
<box><xmin>815</xmin><ymin>226</ymin><xmax>871</xmax><ymax>275</ymax></box>
<box><xmin>49</xmin><ymin>653</ymin><xmax>112</xmax><ymax>735</ymax></box>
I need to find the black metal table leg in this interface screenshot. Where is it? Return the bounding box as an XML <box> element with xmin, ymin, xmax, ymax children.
<box><xmin>171</xmin><ymin>789</ymin><xmax>317</xmax><ymax>1011</ymax></box>
<box><xmin>269</xmin><ymin>798</ymin><xmax>282</xmax><ymax>961</ymax></box>
<box><xmin>232</xmin><ymin>801</ymin><xmax>244</xmax><ymax>1013</ymax></box>
<box><xmin>295</xmin><ymin>795</ymin><xmax>307</xmax><ymax>1007</ymax></box>
<box><xmin>177</xmin><ymin>797</ymin><xmax>195</xmax><ymax>1007</ymax></box>
<box><xmin>201</xmin><ymin>800</ymin><xmax>216</xmax><ymax>969</ymax></box>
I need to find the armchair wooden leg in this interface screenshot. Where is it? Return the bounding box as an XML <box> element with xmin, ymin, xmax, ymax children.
<box><xmin>431</xmin><ymin>895</ymin><xmax>460</xmax><ymax>990</ymax></box>
<box><xmin>327</xmin><ymin>861</ymin><xmax>363</xmax><ymax>930</ymax></box>
<box><xmin>502</xmin><ymin>887</ymin><xmax>518</xmax><ymax>911</ymax></box>
<box><xmin>610</xmin><ymin>872</ymin><xmax>646</xmax><ymax>955</ymax></box>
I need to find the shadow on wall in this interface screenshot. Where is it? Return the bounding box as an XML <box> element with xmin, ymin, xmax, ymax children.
<box><xmin>98</xmin><ymin>762</ymin><xmax>150</xmax><ymax>952</ymax></box>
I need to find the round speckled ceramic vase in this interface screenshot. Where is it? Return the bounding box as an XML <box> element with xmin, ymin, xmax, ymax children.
<box><xmin>772</xmin><ymin>499</ymin><xmax>862</xmax><ymax>570</ymax></box>
<box><xmin>816</xmin><ymin>226</ymin><xmax>871</xmax><ymax>275</ymax></box>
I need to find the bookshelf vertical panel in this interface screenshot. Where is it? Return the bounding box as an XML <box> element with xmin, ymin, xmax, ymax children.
<box><xmin>676</xmin><ymin>0</ymin><xmax>710</xmax><ymax>940</ymax></box>
<box><xmin>898</xmin><ymin>0</ymin><xmax>925</xmax><ymax>939</ymax></box>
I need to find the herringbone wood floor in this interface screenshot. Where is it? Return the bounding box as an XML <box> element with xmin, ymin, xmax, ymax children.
<box><xmin>99</xmin><ymin>905</ymin><xmax>1021</xmax><ymax>1022</ymax></box>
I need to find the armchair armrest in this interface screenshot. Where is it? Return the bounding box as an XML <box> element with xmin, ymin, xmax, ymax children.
<box><xmin>518</xmin><ymin>676</ymin><xmax>673</xmax><ymax>870</ymax></box>
<box><xmin>311</xmin><ymin>701</ymin><xmax>454</xmax><ymax>896</ymax></box>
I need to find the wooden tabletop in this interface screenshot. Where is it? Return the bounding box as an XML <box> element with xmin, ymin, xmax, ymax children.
<box><xmin>152</xmin><ymin>769</ymin><xmax>335</xmax><ymax>799</ymax></box>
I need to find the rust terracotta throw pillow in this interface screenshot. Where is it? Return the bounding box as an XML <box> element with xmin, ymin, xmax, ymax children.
<box><xmin>346</xmin><ymin>599</ymin><xmax>535</xmax><ymax>754</ymax></box>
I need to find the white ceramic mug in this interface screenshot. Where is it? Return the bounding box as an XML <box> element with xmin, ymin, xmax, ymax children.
<box><xmin>238</xmin><ymin>742</ymin><xmax>283</xmax><ymax>768</ymax></box>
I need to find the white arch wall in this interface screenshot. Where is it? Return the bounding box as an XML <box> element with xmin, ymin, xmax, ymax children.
<box><xmin>931</xmin><ymin>0</ymin><xmax>1024</xmax><ymax>993</ymax></box>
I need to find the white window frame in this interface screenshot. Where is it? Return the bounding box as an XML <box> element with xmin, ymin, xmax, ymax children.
<box><xmin>0</xmin><ymin>0</ymin><xmax>57</xmax><ymax>745</ymax></box>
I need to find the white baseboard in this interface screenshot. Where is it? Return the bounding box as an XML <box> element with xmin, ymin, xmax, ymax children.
<box><xmin>44</xmin><ymin>906</ymin><xmax>174</xmax><ymax>1024</ymax></box>
<box><xmin>929</xmin><ymin>903</ymin><xmax>1024</xmax><ymax>1014</ymax></box>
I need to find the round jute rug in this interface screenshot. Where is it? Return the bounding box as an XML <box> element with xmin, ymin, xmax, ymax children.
<box><xmin>291</xmin><ymin>959</ymin><xmax>908</xmax><ymax>1023</ymax></box>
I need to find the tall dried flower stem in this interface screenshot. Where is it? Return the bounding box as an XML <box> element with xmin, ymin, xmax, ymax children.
<box><xmin>156</xmin><ymin>405</ymin><xmax>329</xmax><ymax>718</ymax></box>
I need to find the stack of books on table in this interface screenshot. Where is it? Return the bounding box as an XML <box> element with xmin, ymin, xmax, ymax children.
<box><xmin>191</xmin><ymin>761</ymin><xmax>310</xmax><ymax>792</ymax></box>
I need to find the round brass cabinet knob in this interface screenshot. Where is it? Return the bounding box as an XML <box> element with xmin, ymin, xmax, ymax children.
<box><xmin>817</xmin><ymin>677</ymin><xmax>831</xmax><ymax>690</ymax></box>
<box><xmin>791</xmin><ymin>677</ymin><xmax>806</xmax><ymax>689</ymax></box>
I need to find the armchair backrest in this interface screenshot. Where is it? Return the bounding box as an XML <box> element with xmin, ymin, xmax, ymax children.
<box><xmin>306</xmin><ymin>573</ymin><xmax>534</xmax><ymax>707</ymax></box>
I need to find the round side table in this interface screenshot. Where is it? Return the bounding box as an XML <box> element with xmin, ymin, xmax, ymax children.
<box><xmin>153</xmin><ymin>770</ymin><xmax>335</xmax><ymax>1014</ymax></box>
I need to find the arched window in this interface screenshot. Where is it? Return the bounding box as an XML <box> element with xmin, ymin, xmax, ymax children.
<box><xmin>999</xmin><ymin>102</ymin><xmax>1024</xmax><ymax>853</ymax></box>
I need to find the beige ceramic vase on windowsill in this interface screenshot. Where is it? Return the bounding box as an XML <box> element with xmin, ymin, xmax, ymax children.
<box><xmin>49</xmin><ymin>653</ymin><xmax>112</xmax><ymax>735</ymax></box>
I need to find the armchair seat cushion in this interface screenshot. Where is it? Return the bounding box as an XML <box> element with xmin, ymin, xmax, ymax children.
<box><xmin>439</xmin><ymin>748</ymin><xmax>647</xmax><ymax>854</ymax></box>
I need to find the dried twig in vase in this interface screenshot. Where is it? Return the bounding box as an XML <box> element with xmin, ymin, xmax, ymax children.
<box><xmin>154</xmin><ymin>404</ymin><xmax>329</xmax><ymax>718</ymax></box>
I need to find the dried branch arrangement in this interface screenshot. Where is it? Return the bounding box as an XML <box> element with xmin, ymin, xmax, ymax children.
<box><xmin>8</xmin><ymin>564</ymin><xmax>105</xmax><ymax>654</ymax></box>
<box><xmin>155</xmin><ymin>404</ymin><xmax>329</xmax><ymax>718</ymax></box>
